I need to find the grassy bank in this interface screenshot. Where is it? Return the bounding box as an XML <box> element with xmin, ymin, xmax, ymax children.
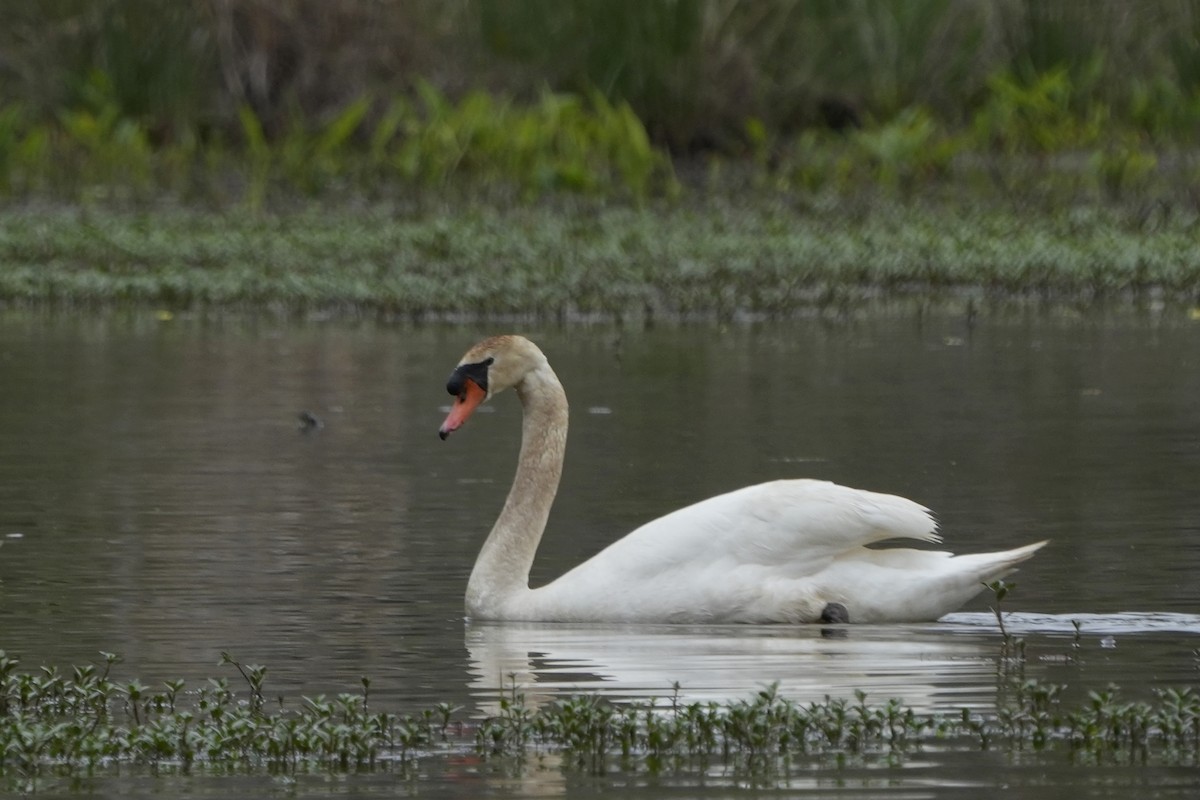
<box><xmin>1</xmin><ymin>197</ymin><xmax>1198</xmax><ymax>318</ymax></box>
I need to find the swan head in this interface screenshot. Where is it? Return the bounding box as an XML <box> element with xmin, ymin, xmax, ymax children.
<box><xmin>438</xmin><ymin>335</ymin><xmax>547</xmax><ymax>439</ymax></box>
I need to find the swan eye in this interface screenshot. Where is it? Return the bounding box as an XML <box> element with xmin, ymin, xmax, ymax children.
<box><xmin>446</xmin><ymin>357</ymin><xmax>494</xmax><ymax>397</ymax></box>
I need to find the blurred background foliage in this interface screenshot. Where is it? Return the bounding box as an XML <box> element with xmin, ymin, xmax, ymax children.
<box><xmin>0</xmin><ymin>0</ymin><xmax>1198</xmax><ymax>202</ymax></box>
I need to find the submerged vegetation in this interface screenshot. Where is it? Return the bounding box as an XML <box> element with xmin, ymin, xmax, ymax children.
<box><xmin>2</xmin><ymin>644</ymin><xmax>1199</xmax><ymax>792</ymax></box>
<box><xmin>2</xmin><ymin>200</ymin><xmax>1197</xmax><ymax>316</ymax></box>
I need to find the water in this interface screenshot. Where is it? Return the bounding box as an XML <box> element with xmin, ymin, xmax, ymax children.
<box><xmin>1</xmin><ymin>307</ymin><xmax>1199</xmax><ymax>797</ymax></box>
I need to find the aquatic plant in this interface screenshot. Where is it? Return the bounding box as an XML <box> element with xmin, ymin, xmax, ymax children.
<box><xmin>2</xmin><ymin>200</ymin><xmax>1198</xmax><ymax>315</ymax></box>
<box><xmin>986</xmin><ymin>578</ymin><xmax>1029</xmax><ymax>669</ymax></box>
<box><xmin>3</xmin><ymin>642</ymin><xmax>1199</xmax><ymax>793</ymax></box>
<box><xmin>0</xmin><ymin>649</ymin><xmax>456</xmax><ymax>777</ymax></box>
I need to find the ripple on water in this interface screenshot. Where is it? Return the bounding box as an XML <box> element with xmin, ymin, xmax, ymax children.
<box><xmin>941</xmin><ymin>611</ymin><xmax>1200</xmax><ymax>635</ymax></box>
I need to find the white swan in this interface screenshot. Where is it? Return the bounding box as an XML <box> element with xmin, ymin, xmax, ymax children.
<box><xmin>439</xmin><ymin>335</ymin><xmax>1046</xmax><ymax>624</ymax></box>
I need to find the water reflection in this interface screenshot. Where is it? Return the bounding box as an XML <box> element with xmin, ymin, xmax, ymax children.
<box><xmin>464</xmin><ymin>613</ymin><xmax>1200</xmax><ymax>717</ymax></box>
<box><xmin>465</xmin><ymin>621</ymin><xmax>1004</xmax><ymax>714</ymax></box>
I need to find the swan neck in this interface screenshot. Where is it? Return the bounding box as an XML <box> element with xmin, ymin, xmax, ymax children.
<box><xmin>466</xmin><ymin>363</ymin><xmax>567</xmax><ymax>617</ymax></box>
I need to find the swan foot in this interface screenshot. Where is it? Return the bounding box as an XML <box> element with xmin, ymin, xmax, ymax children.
<box><xmin>818</xmin><ymin>602</ymin><xmax>850</xmax><ymax>624</ymax></box>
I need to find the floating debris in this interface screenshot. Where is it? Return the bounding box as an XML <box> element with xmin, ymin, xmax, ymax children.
<box><xmin>298</xmin><ymin>411</ymin><xmax>324</xmax><ymax>432</ymax></box>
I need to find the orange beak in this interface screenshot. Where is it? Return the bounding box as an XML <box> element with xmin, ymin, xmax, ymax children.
<box><xmin>439</xmin><ymin>379</ymin><xmax>487</xmax><ymax>439</ymax></box>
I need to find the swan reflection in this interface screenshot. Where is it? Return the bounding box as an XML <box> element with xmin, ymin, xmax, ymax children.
<box><xmin>465</xmin><ymin>621</ymin><xmax>1004</xmax><ymax>715</ymax></box>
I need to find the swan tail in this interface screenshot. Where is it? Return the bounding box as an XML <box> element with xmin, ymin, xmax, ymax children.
<box><xmin>820</xmin><ymin>540</ymin><xmax>1049</xmax><ymax>622</ymax></box>
<box><xmin>955</xmin><ymin>539</ymin><xmax>1049</xmax><ymax>584</ymax></box>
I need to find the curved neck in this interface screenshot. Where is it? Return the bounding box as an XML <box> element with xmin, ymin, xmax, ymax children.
<box><xmin>465</xmin><ymin>362</ymin><xmax>568</xmax><ymax>618</ymax></box>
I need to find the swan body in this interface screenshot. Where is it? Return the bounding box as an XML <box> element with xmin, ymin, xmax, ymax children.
<box><xmin>439</xmin><ymin>335</ymin><xmax>1046</xmax><ymax>624</ymax></box>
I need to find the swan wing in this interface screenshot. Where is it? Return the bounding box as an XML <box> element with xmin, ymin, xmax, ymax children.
<box><xmin>527</xmin><ymin>479</ymin><xmax>939</xmax><ymax>620</ymax></box>
<box><xmin>589</xmin><ymin>478</ymin><xmax>938</xmax><ymax>580</ymax></box>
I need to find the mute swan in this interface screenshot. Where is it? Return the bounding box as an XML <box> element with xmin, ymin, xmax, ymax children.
<box><xmin>439</xmin><ymin>335</ymin><xmax>1046</xmax><ymax>624</ymax></box>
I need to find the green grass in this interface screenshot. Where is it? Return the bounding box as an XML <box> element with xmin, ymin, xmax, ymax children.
<box><xmin>1</xmin><ymin>197</ymin><xmax>1197</xmax><ymax>317</ymax></box>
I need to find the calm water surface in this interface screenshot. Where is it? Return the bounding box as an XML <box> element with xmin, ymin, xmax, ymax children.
<box><xmin>1</xmin><ymin>307</ymin><xmax>1198</xmax><ymax>797</ymax></box>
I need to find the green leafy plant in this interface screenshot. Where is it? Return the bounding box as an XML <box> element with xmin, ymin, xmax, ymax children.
<box><xmin>387</xmin><ymin>82</ymin><xmax>674</xmax><ymax>198</ymax></box>
<box><xmin>853</xmin><ymin>106</ymin><xmax>959</xmax><ymax>191</ymax></box>
<box><xmin>2</xmin><ymin>646</ymin><xmax>1199</xmax><ymax>792</ymax></box>
<box><xmin>971</xmin><ymin>67</ymin><xmax>1106</xmax><ymax>153</ymax></box>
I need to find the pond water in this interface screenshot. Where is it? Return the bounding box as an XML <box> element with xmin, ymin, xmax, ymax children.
<box><xmin>1</xmin><ymin>306</ymin><xmax>1199</xmax><ymax>797</ymax></box>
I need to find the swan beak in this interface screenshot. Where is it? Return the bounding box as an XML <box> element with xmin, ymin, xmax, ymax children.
<box><xmin>439</xmin><ymin>379</ymin><xmax>487</xmax><ymax>440</ymax></box>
